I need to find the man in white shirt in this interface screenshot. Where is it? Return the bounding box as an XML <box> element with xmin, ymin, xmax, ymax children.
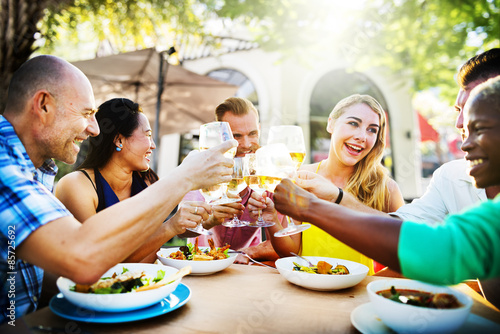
<box><xmin>395</xmin><ymin>48</ymin><xmax>500</xmax><ymax>222</ymax></box>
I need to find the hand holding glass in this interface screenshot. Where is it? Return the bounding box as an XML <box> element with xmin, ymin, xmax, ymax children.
<box><xmin>187</xmin><ymin>121</ymin><xmax>236</xmax><ymax>236</ymax></box>
<box><xmin>267</xmin><ymin>126</ymin><xmax>311</xmax><ymax>237</ymax></box>
<box><xmin>222</xmin><ymin>157</ymin><xmax>248</xmax><ymax>227</ymax></box>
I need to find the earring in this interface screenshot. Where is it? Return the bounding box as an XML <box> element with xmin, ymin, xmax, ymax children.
<box><xmin>116</xmin><ymin>144</ymin><xmax>123</xmax><ymax>152</ymax></box>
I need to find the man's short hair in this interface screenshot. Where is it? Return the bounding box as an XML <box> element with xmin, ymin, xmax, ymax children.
<box><xmin>215</xmin><ymin>97</ymin><xmax>259</xmax><ymax>121</ymax></box>
<box><xmin>5</xmin><ymin>55</ymin><xmax>67</xmax><ymax>113</ymax></box>
<box><xmin>457</xmin><ymin>48</ymin><xmax>500</xmax><ymax>89</ymax></box>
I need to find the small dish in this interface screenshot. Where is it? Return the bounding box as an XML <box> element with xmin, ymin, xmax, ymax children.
<box><xmin>366</xmin><ymin>279</ymin><xmax>473</xmax><ymax>333</ymax></box>
<box><xmin>157</xmin><ymin>247</ymin><xmax>237</xmax><ymax>275</ymax></box>
<box><xmin>351</xmin><ymin>302</ymin><xmax>500</xmax><ymax>334</ymax></box>
<box><xmin>275</xmin><ymin>256</ymin><xmax>368</xmax><ymax>291</ymax></box>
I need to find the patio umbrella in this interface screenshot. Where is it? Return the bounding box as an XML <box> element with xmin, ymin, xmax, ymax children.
<box><xmin>71</xmin><ymin>48</ymin><xmax>238</xmax><ymax>137</ymax></box>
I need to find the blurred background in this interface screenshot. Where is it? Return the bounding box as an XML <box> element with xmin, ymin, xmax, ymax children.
<box><xmin>1</xmin><ymin>0</ymin><xmax>498</xmax><ymax>203</ymax></box>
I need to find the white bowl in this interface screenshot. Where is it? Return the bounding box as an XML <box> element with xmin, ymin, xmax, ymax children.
<box><xmin>56</xmin><ymin>263</ymin><xmax>181</xmax><ymax>312</ymax></box>
<box><xmin>275</xmin><ymin>256</ymin><xmax>369</xmax><ymax>291</ymax></box>
<box><xmin>157</xmin><ymin>247</ymin><xmax>237</xmax><ymax>275</ymax></box>
<box><xmin>367</xmin><ymin>279</ymin><xmax>473</xmax><ymax>334</ymax></box>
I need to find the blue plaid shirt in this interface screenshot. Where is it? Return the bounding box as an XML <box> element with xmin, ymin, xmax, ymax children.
<box><xmin>0</xmin><ymin>116</ymin><xmax>71</xmax><ymax>324</ymax></box>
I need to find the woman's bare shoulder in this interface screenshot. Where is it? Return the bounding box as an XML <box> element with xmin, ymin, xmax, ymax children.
<box><xmin>57</xmin><ymin>169</ymin><xmax>95</xmax><ymax>190</ymax></box>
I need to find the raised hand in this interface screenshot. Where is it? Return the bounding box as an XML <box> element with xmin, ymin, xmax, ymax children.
<box><xmin>180</xmin><ymin>139</ymin><xmax>237</xmax><ymax>191</ymax></box>
<box><xmin>274</xmin><ymin>179</ymin><xmax>317</xmax><ymax>223</ymax></box>
<box><xmin>168</xmin><ymin>201</ymin><xmax>211</xmax><ymax>235</ymax></box>
<box><xmin>247</xmin><ymin>191</ymin><xmax>279</xmax><ymax>224</ymax></box>
<box><xmin>210</xmin><ymin>200</ymin><xmax>245</xmax><ymax>227</ymax></box>
<box><xmin>295</xmin><ymin>170</ymin><xmax>340</xmax><ymax>202</ymax></box>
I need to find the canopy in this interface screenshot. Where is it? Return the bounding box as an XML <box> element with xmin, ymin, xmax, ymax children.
<box><xmin>71</xmin><ymin>48</ymin><xmax>238</xmax><ymax>137</ymax></box>
<box><xmin>417</xmin><ymin>111</ymin><xmax>440</xmax><ymax>142</ymax></box>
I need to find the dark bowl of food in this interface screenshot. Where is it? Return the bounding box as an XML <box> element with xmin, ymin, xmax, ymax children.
<box><xmin>366</xmin><ymin>279</ymin><xmax>473</xmax><ymax>333</ymax></box>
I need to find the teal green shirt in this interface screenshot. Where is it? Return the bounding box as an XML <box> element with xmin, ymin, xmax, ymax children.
<box><xmin>399</xmin><ymin>195</ymin><xmax>500</xmax><ymax>285</ymax></box>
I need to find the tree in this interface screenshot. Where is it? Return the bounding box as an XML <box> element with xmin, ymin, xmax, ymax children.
<box><xmin>1</xmin><ymin>0</ymin><xmax>498</xmax><ymax>112</ymax></box>
<box><xmin>0</xmin><ymin>0</ymin><xmax>300</xmax><ymax>112</ymax></box>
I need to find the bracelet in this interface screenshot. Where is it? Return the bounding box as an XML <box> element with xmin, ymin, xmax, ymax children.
<box><xmin>335</xmin><ymin>188</ymin><xmax>343</xmax><ymax>204</ymax></box>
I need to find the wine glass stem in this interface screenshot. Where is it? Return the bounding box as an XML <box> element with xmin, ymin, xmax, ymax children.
<box><xmin>286</xmin><ymin>216</ymin><xmax>296</xmax><ymax>227</ymax></box>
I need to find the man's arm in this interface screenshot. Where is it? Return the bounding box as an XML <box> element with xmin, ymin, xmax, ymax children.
<box><xmin>17</xmin><ymin>141</ymin><xmax>237</xmax><ymax>284</ymax></box>
<box><xmin>295</xmin><ymin>171</ymin><xmax>392</xmax><ymax>216</ymax></box>
<box><xmin>274</xmin><ymin>179</ymin><xmax>403</xmax><ymax>271</ymax></box>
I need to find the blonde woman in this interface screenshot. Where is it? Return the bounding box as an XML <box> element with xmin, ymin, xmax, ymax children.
<box><xmin>249</xmin><ymin>94</ymin><xmax>404</xmax><ymax>274</ymax></box>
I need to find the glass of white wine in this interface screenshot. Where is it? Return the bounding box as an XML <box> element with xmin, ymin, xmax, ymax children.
<box><xmin>222</xmin><ymin>157</ymin><xmax>248</xmax><ymax>227</ymax></box>
<box><xmin>242</xmin><ymin>153</ymin><xmax>275</xmax><ymax>228</ymax></box>
<box><xmin>199</xmin><ymin>122</ymin><xmax>239</xmax><ymax>206</ymax></box>
<box><xmin>187</xmin><ymin>121</ymin><xmax>236</xmax><ymax>236</ymax></box>
<box><xmin>267</xmin><ymin>126</ymin><xmax>311</xmax><ymax>237</ymax></box>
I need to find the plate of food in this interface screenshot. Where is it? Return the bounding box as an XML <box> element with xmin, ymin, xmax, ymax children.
<box><xmin>50</xmin><ymin>282</ymin><xmax>192</xmax><ymax>323</ymax></box>
<box><xmin>275</xmin><ymin>256</ymin><xmax>369</xmax><ymax>291</ymax></box>
<box><xmin>157</xmin><ymin>239</ymin><xmax>237</xmax><ymax>275</ymax></box>
<box><xmin>365</xmin><ymin>279</ymin><xmax>474</xmax><ymax>333</ymax></box>
<box><xmin>56</xmin><ymin>263</ymin><xmax>188</xmax><ymax>312</ymax></box>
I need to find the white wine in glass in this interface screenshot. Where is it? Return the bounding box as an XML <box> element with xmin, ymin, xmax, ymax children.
<box><xmin>223</xmin><ymin>157</ymin><xmax>248</xmax><ymax>227</ymax></box>
<box><xmin>199</xmin><ymin>122</ymin><xmax>239</xmax><ymax>206</ymax></box>
<box><xmin>242</xmin><ymin>154</ymin><xmax>275</xmax><ymax>228</ymax></box>
<box><xmin>267</xmin><ymin>126</ymin><xmax>311</xmax><ymax>237</ymax></box>
<box><xmin>187</xmin><ymin>121</ymin><xmax>235</xmax><ymax>236</ymax></box>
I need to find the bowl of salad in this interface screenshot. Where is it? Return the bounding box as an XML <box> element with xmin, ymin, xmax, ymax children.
<box><xmin>275</xmin><ymin>256</ymin><xmax>369</xmax><ymax>291</ymax></box>
<box><xmin>157</xmin><ymin>240</ymin><xmax>237</xmax><ymax>275</ymax></box>
<box><xmin>56</xmin><ymin>263</ymin><xmax>182</xmax><ymax>312</ymax></box>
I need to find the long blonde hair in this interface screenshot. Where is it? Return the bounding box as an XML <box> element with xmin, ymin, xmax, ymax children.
<box><xmin>328</xmin><ymin>94</ymin><xmax>390</xmax><ymax>211</ymax></box>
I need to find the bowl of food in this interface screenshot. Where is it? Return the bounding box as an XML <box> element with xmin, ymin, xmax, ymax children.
<box><xmin>366</xmin><ymin>279</ymin><xmax>473</xmax><ymax>334</ymax></box>
<box><xmin>157</xmin><ymin>240</ymin><xmax>237</xmax><ymax>275</ymax></box>
<box><xmin>56</xmin><ymin>263</ymin><xmax>183</xmax><ymax>312</ymax></box>
<box><xmin>275</xmin><ymin>256</ymin><xmax>369</xmax><ymax>291</ymax></box>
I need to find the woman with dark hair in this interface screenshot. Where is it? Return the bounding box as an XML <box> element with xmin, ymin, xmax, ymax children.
<box><xmin>56</xmin><ymin>98</ymin><xmax>207</xmax><ymax>263</ymax></box>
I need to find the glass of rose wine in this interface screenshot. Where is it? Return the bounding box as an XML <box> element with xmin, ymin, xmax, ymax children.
<box><xmin>267</xmin><ymin>125</ymin><xmax>311</xmax><ymax>237</ymax></box>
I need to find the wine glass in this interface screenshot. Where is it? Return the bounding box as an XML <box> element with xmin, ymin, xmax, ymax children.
<box><xmin>199</xmin><ymin>122</ymin><xmax>239</xmax><ymax>206</ymax></box>
<box><xmin>222</xmin><ymin>157</ymin><xmax>248</xmax><ymax>227</ymax></box>
<box><xmin>186</xmin><ymin>121</ymin><xmax>236</xmax><ymax>236</ymax></box>
<box><xmin>267</xmin><ymin>126</ymin><xmax>311</xmax><ymax>237</ymax></box>
<box><xmin>242</xmin><ymin>153</ymin><xmax>275</xmax><ymax>228</ymax></box>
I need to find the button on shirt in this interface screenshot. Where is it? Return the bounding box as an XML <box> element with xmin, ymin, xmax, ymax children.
<box><xmin>0</xmin><ymin>116</ymin><xmax>71</xmax><ymax>324</ymax></box>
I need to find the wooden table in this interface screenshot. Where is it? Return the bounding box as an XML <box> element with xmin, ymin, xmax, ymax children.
<box><xmin>5</xmin><ymin>264</ymin><xmax>500</xmax><ymax>333</ymax></box>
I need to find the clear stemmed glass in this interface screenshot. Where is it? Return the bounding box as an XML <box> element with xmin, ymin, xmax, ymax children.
<box><xmin>222</xmin><ymin>157</ymin><xmax>248</xmax><ymax>227</ymax></box>
<box><xmin>267</xmin><ymin>125</ymin><xmax>311</xmax><ymax>237</ymax></box>
<box><xmin>186</xmin><ymin>121</ymin><xmax>236</xmax><ymax>236</ymax></box>
<box><xmin>199</xmin><ymin>122</ymin><xmax>239</xmax><ymax>206</ymax></box>
<box><xmin>242</xmin><ymin>153</ymin><xmax>275</xmax><ymax>227</ymax></box>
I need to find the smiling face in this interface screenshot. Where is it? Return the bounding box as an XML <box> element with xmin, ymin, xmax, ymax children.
<box><xmin>462</xmin><ymin>92</ymin><xmax>500</xmax><ymax>189</ymax></box>
<box><xmin>120</xmin><ymin>113</ymin><xmax>156</xmax><ymax>172</ymax></box>
<box><xmin>454</xmin><ymin>79</ymin><xmax>484</xmax><ymax>141</ymax></box>
<box><xmin>44</xmin><ymin>68</ymin><xmax>98</xmax><ymax>165</ymax></box>
<box><xmin>221</xmin><ymin>111</ymin><xmax>260</xmax><ymax>157</ymax></box>
<box><xmin>327</xmin><ymin>103</ymin><xmax>380</xmax><ymax>167</ymax></box>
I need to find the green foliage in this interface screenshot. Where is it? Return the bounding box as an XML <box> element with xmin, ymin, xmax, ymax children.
<box><xmin>35</xmin><ymin>0</ymin><xmax>500</xmax><ymax>104</ymax></box>
<box><xmin>337</xmin><ymin>0</ymin><xmax>500</xmax><ymax>103</ymax></box>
